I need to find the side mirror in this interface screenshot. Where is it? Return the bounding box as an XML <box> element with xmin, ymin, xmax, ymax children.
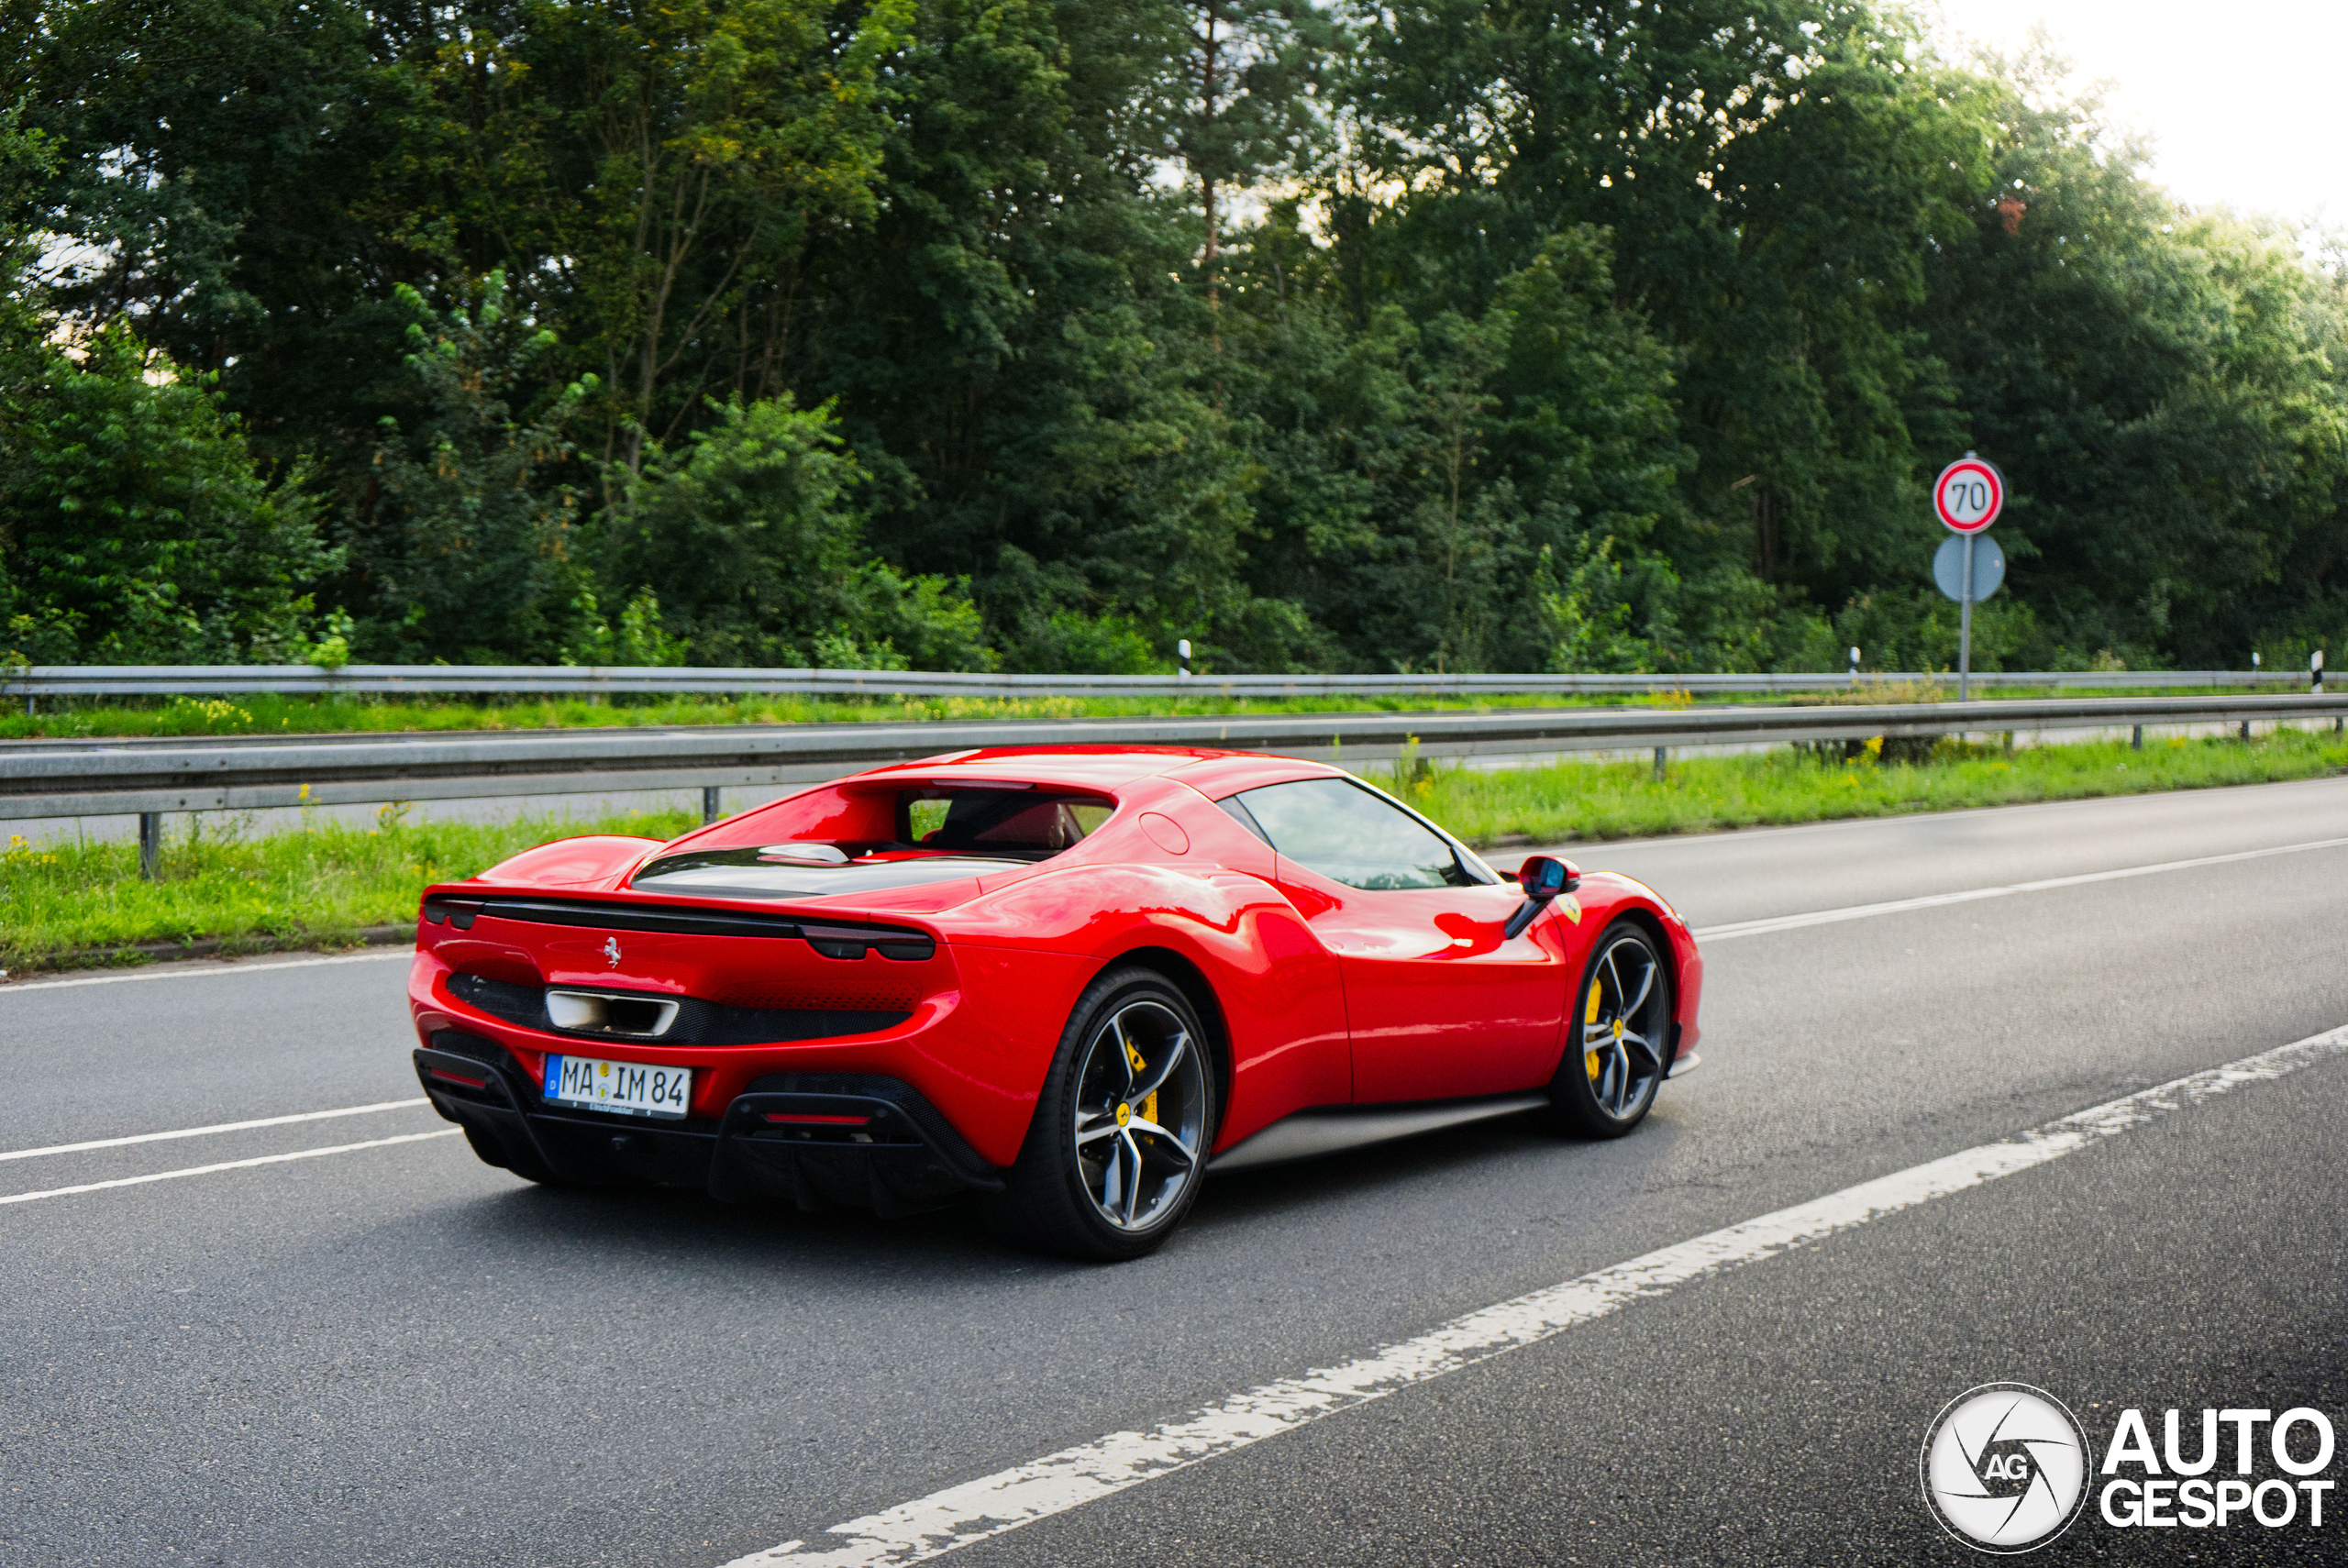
<box><xmin>1503</xmin><ymin>855</ymin><xmax>1579</xmax><ymax>939</ymax></box>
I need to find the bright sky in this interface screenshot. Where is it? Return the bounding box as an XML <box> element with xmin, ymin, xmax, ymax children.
<box><xmin>1927</xmin><ymin>0</ymin><xmax>2348</xmax><ymax>230</ymax></box>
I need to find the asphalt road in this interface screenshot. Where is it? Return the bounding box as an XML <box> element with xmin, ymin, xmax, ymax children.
<box><xmin>6</xmin><ymin>778</ymin><xmax>2348</xmax><ymax>1565</ymax></box>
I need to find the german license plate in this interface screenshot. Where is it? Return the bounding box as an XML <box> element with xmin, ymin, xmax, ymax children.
<box><xmin>543</xmin><ymin>1055</ymin><xmax>692</xmax><ymax>1120</ymax></box>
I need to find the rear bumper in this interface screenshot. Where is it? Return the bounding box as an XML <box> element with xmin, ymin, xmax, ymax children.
<box><xmin>415</xmin><ymin>1032</ymin><xmax>1003</xmax><ymax>1216</ymax></box>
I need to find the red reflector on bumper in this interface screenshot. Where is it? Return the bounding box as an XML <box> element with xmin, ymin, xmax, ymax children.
<box><xmin>430</xmin><ymin>1069</ymin><xmax>490</xmax><ymax>1090</ymax></box>
<box><xmin>764</xmin><ymin>1112</ymin><xmax>869</xmax><ymax>1125</ymax></box>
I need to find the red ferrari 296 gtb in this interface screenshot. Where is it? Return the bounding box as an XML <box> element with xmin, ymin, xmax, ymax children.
<box><xmin>408</xmin><ymin>746</ymin><xmax>1704</xmax><ymax>1258</ymax></box>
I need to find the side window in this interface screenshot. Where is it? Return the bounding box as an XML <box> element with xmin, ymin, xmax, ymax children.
<box><xmin>1235</xmin><ymin>778</ymin><xmax>1471</xmax><ymax>890</ymax></box>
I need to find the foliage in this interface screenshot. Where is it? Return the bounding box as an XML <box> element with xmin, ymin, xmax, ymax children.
<box><xmin>350</xmin><ymin>275</ymin><xmax>596</xmax><ymax>662</ymax></box>
<box><xmin>601</xmin><ymin>394</ymin><xmax>994</xmax><ymax>668</ymax></box>
<box><xmin>1922</xmin><ymin>58</ymin><xmax>2348</xmax><ymax>666</ymax></box>
<box><xmin>8</xmin><ymin>0</ymin><xmax>2348</xmax><ymax>675</ymax></box>
<box><xmin>0</xmin><ymin>324</ymin><xmax>336</xmax><ymax>661</ymax></box>
<box><xmin>384</xmin><ymin>0</ymin><xmax>914</xmax><ymax>467</ymax></box>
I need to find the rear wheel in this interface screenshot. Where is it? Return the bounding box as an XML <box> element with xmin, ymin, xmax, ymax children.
<box><xmin>984</xmin><ymin>966</ymin><xmax>1216</xmax><ymax>1261</ymax></box>
<box><xmin>1550</xmin><ymin>921</ymin><xmax>1671</xmax><ymax>1138</ymax></box>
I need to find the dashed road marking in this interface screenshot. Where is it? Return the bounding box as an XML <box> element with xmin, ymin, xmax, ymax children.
<box><xmin>0</xmin><ymin>1130</ymin><xmax>461</xmax><ymax>1206</ymax></box>
<box><xmin>0</xmin><ymin>1099</ymin><xmax>433</xmax><ymax>1163</ymax></box>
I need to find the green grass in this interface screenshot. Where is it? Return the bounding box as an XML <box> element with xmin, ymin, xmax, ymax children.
<box><xmin>0</xmin><ymin>679</ymin><xmax>2287</xmax><ymax>741</ymax></box>
<box><xmin>7</xmin><ymin>727</ymin><xmax>2344</xmax><ymax>975</ymax></box>
<box><xmin>1371</xmin><ymin>727</ymin><xmax>2348</xmax><ymax>846</ymax></box>
<box><xmin>0</xmin><ymin>804</ymin><xmax>699</xmax><ymax>974</ymax></box>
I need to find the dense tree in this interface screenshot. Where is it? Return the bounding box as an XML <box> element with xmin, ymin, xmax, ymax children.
<box><xmin>0</xmin><ymin>323</ymin><xmax>337</xmax><ymax>662</ymax></box>
<box><xmin>599</xmin><ymin>394</ymin><xmax>995</xmax><ymax>668</ymax></box>
<box><xmin>349</xmin><ymin>274</ymin><xmax>597</xmax><ymax>662</ymax></box>
<box><xmin>6</xmin><ymin>0</ymin><xmax>2346</xmax><ymax>673</ymax></box>
<box><xmin>0</xmin><ymin>101</ymin><xmax>335</xmax><ymax>663</ymax></box>
<box><xmin>1922</xmin><ymin>59</ymin><xmax>2348</xmax><ymax>666</ymax></box>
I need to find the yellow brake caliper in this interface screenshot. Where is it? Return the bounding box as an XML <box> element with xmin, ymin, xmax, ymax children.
<box><xmin>1585</xmin><ymin>979</ymin><xmax>1605</xmax><ymax>1081</ymax></box>
<box><xmin>1127</xmin><ymin>1039</ymin><xmax>1158</xmax><ymax>1129</ymax></box>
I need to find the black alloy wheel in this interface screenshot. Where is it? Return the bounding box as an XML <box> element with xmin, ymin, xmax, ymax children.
<box><xmin>984</xmin><ymin>966</ymin><xmax>1217</xmax><ymax>1260</ymax></box>
<box><xmin>1550</xmin><ymin>920</ymin><xmax>1672</xmax><ymax>1138</ymax></box>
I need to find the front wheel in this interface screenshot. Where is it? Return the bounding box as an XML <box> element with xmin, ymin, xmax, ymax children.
<box><xmin>984</xmin><ymin>966</ymin><xmax>1217</xmax><ymax>1261</ymax></box>
<box><xmin>1550</xmin><ymin>920</ymin><xmax>1672</xmax><ymax>1138</ymax></box>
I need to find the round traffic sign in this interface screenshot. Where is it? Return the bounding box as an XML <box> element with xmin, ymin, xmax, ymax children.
<box><xmin>1933</xmin><ymin>534</ymin><xmax>2004</xmax><ymax>602</ymax></box>
<box><xmin>1933</xmin><ymin>455</ymin><xmax>2004</xmax><ymax>534</ymax></box>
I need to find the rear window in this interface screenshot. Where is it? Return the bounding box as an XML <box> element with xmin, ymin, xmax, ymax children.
<box><xmin>628</xmin><ymin>786</ymin><xmax>1112</xmax><ymax>900</ymax></box>
<box><xmin>901</xmin><ymin>790</ymin><xmax>1113</xmax><ymax>853</ymax></box>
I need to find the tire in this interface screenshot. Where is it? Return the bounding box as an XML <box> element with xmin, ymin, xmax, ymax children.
<box><xmin>983</xmin><ymin>966</ymin><xmax>1218</xmax><ymax>1261</ymax></box>
<box><xmin>1549</xmin><ymin>920</ymin><xmax>1672</xmax><ymax>1139</ymax></box>
<box><xmin>463</xmin><ymin>1122</ymin><xmax>566</xmax><ymax>1187</ymax></box>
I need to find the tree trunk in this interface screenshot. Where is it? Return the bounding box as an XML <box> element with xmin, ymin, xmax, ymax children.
<box><xmin>1199</xmin><ymin>1</ymin><xmax>1221</xmax><ymax>352</ymax></box>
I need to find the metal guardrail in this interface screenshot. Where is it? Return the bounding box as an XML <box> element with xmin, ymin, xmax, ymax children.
<box><xmin>6</xmin><ymin>691</ymin><xmax>2346</xmax><ymax>823</ymax></box>
<box><xmin>1</xmin><ymin>662</ymin><xmax>2321</xmax><ymax>701</ymax></box>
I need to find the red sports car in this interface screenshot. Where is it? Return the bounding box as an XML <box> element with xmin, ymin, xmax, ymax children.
<box><xmin>408</xmin><ymin>747</ymin><xmax>1704</xmax><ymax>1258</ymax></box>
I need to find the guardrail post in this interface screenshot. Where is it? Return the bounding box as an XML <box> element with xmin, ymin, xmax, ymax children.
<box><xmin>1652</xmin><ymin>745</ymin><xmax>1667</xmax><ymax>781</ymax></box>
<box><xmin>2239</xmin><ymin>720</ymin><xmax>2253</xmax><ymax>742</ymax></box>
<box><xmin>702</xmin><ymin>785</ymin><xmax>722</xmax><ymax>823</ymax></box>
<box><xmin>2131</xmin><ymin>725</ymin><xmax>2143</xmax><ymax>751</ymax></box>
<box><xmin>138</xmin><ymin>812</ymin><xmax>161</xmax><ymax>880</ymax></box>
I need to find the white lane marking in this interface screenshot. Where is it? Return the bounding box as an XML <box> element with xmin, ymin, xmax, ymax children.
<box><xmin>0</xmin><ymin>944</ymin><xmax>411</xmax><ymax>990</ymax></box>
<box><xmin>0</xmin><ymin>1099</ymin><xmax>432</xmax><ymax>1163</ymax></box>
<box><xmin>725</xmin><ymin>1025</ymin><xmax>2348</xmax><ymax>1567</ymax></box>
<box><xmin>0</xmin><ymin>946</ymin><xmax>412</xmax><ymax>993</ymax></box>
<box><xmin>0</xmin><ymin>1130</ymin><xmax>461</xmax><ymax>1206</ymax></box>
<box><xmin>1691</xmin><ymin>834</ymin><xmax>2348</xmax><ymax>943</ymax></box>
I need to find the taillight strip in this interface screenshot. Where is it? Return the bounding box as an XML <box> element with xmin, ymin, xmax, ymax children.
<box><xmin>424</xmin><ymin>896</ymin><xmax>935</xmax><ymax>960</ymax></box>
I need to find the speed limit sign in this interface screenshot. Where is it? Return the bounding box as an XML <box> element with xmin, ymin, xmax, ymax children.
<box><xmin>1934</xmin><ymin>454</ymin><xmax>2004</xmax><ymax>534</ymax></box>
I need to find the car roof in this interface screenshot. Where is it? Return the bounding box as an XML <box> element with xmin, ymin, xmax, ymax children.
<box><xmin>852</xmin><ymin>745</ymin><xmax>1308</xmax><ymax>792</ymax></box>
<box><xmin>1161</xmin><ymin>752</ymin><xmax>1346</xmax><ymax>798</ymax></box>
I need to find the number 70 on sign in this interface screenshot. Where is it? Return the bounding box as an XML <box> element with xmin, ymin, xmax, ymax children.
<box><xmin>1935</xmin><ymin>454</ymin><xmax>2004</xmax><ymax>533</ymax></box>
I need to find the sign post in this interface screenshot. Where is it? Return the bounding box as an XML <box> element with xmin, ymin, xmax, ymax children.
<box><xmin>1933</xmin><ymin>453</ymin><xmax>2005</xmax><ymax>700</ymax></box>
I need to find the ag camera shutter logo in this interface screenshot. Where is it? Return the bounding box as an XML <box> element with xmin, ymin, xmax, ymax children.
<box><xmin>1921</xmin><ymin>1384</ymin><xmax>2091</xmax><ymax>1552</ymax></box>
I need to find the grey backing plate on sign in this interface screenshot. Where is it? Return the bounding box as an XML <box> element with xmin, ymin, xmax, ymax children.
<box><xmin>1933</xmin><ymin>534</ymin><xmax>2005</xmax><ymax>602</ymax></box>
